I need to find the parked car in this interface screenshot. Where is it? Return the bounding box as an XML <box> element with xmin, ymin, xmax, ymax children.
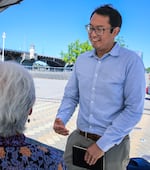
<box><xmin>146</xmin><ymin>86</ymin><xmax>150</xmax><ymax>95</ymax></box>
<box><xmin>64</xmin><ymin>63</ymin><xmax>74</xmax><ymax>71</ymax></box>
<box><xmin>32</xmin><ymin>60</ymin><xmax>49</xmax><ymax>70</ymax></box>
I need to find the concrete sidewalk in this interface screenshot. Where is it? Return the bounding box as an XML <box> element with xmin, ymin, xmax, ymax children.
<box><xmin>25</xmin><ymin>77</ymin><xmax>150</xmax><ymax>162</ymax></box>
<box><xmin>130</xmin><ymin>98</ymin><xmax>150</xmax><ymax>161</ymax></box>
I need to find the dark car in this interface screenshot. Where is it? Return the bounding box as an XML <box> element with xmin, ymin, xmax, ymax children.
<box><xmin>146</xmin><ymin>86</ymin><xmax>150</xmax><ymax>95</ymax></box>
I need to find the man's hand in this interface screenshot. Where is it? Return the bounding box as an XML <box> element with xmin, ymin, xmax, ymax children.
<box><xmin>53</xmin><ymin>118</ymin><xmax>69</xmax><ymax>136</ymax></box>
<box><xmin>84</xmin><ymin>143</ymin><xmax>104</xmax><ymax>165</ymax></box>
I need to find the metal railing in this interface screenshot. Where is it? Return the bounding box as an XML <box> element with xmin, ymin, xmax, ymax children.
<box><xmin>23</xmin><ymin>65</ymin><xmax>72</xmax><ymax>80</ymax></box>
<box><xmin>23</xmin><ymin>65</ymin><xmax>73</xmax><ymax>72</ymax></box>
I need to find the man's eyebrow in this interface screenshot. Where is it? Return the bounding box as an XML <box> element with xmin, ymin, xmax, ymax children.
<box><xmin>89</xmin><ymin>24</ymin><xmax>105</xmax><ymax>27</ymax></box>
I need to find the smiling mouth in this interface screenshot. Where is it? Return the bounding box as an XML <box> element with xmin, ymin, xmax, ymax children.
<box><xmin>91</xmin><ymin>38</ymin><xmax>101</xmax><ymax>42</ymax></box>
<box><xmin>90</xmin><ymin>36</ymin><xmax>101</xmax><ymax>41</ymax></box>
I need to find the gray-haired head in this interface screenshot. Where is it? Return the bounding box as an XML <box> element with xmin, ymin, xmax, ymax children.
<box><xmin>0</xmin><ymin>61</ymin><xmax>35</xmax><ymax>137</ymax></box>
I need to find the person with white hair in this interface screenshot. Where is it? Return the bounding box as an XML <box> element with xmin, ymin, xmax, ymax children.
<box><xmin>0</xmin><ymin>61</ymin><xmax>66</xmax><ymax>170</ymax></box>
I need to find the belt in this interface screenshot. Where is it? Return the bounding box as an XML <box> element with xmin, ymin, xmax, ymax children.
<box><xmin>79</xmin><ymin>129</ymin><xmax>101</xmax><ymax>141</ymax></box>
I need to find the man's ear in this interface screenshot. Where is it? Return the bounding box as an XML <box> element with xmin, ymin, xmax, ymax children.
<box><xmin>29</xmin><ymin>108</ymin><xmax>32</xmax><ymax>115</ymax></box>
<box><xmin>112</xmin><ymin>27</ymin><xmax>120</xmax><ymax>36</ymax></box>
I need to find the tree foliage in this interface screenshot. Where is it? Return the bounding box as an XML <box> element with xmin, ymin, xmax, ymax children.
<box><xmin>60</xmin><ymin>40</ymin><xmax>93</xmax><ymax>64</ymax></box>
<box><xmin>115</xmin><ymin>36</ymin><xmax>127</xmax><ymax>47</ymax></box>
<box><xmin>146</xmin><ymin>67</ymin><xmax>150</xmax><ymax>73</ymax></box>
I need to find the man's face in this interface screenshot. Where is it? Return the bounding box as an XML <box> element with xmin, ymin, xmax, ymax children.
<box><xmin>88</xmin><ymin>13</ymin><xmax>119</xmax><ymax>54</ymax></box>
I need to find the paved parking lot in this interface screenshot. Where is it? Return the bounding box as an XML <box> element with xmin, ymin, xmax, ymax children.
<box><xmin>25</xmin><ymin>77</ymin><xmax>150</xmax><ymax>162</ymax></box>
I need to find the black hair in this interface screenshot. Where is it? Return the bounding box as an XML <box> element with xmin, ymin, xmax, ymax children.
<box><xmin>90</xmin><ymin>4</ymin><xmax>122</xmax><ymax>29</ymax></box>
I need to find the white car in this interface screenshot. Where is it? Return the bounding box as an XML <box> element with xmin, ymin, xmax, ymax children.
<box><xmin>32</xmin><ymin>60</ymin><xmax>49</xmax><ymax>70</ymax></box>
<box><xmin>64</xmin><ymin>63</ymin><xmax>74</xmax><ymax>71</ymax></box>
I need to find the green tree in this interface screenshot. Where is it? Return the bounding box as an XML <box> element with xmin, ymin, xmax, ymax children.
<box><xmin>146</xmin><ymin>67</ymin><xmax>150</xmax><ymax>73</ymax></box>
<box><xmin>60</xmin><ymin>40</ymin><xmax>93</xmax><ymax>64</ymax></box>
<box><xmin>115</xmin><ymin>36</ymin><xmax>127</xmax><ymax>47</ymax></box>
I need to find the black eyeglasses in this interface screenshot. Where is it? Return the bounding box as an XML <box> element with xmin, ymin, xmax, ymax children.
<box><xmin>85</xmin><ymin>24</ymin><xmax>114</xmax><ymax>35</ymax></box>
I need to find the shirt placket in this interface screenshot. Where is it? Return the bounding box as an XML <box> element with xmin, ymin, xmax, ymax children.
<box><xmin>88</xmin><ymin>59</ymin><xmax>101</xmax><ymax>130</ymax></box>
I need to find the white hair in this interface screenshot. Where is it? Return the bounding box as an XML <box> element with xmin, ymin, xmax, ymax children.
<box><xmin>0</xmin><ymin>61</ymin><xmax>35</xmax><ymax>137</ymax></box>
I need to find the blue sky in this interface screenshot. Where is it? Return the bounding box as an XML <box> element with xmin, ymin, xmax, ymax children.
<box><xmin>0</xmin><ymin>0</ymin><xmax>150</xmax><ymax>67</ymax></box>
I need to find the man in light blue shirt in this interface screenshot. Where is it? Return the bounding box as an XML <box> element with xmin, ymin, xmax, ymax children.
<box><xmin>53</xmin><ymin>4</ymin><xmax>145</xmax><ymax>170</ymax></box>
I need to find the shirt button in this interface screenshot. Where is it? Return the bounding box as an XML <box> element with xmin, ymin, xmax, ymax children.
<box><xmin>92</xmin><ymin>87</ymin><xmax>95</xmax><ymax>91</ymax></box>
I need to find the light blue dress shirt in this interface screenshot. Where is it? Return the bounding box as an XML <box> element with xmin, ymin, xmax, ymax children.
<box><xmin>56</xmin><ymin>43</ymin><xmax>146</xmax><ymax>152</ymax></box>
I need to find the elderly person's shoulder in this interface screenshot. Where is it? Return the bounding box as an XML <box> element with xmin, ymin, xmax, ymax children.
<box><xmin>26</xmin><ymin>137</ymin><xmax>66</xmax><ymax>169</ymax></box>
<box><xmin>0</xmin><ymin>61</ymin><xmax>66</xmax><ymax>170</ymax></box>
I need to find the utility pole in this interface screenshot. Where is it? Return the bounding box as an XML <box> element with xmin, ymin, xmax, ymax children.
<box><xmin>2</xmin><ymin>32</ymin><xmax>6</xmax><ymax>62</ymax></box>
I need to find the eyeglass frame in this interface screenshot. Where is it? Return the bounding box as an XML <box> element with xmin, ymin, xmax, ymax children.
<box><xmin>85</xmin><ymin>24</ymin><xmax>114</xmax><ymax>35</ymax></box>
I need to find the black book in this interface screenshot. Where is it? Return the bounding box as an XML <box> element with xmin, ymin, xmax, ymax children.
<box><xmin>72</xmin><ymin>145</ymin><xmax>103</xmax><ymax>170</ymax></box>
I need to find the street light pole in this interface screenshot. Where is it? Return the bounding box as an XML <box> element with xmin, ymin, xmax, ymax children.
<box><xmin>2</xmin><ymin>32</ymin><xmax>6</xmax><ymax>62</ymax></box>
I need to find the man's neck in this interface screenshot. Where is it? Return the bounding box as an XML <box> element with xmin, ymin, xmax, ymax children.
<box><xmin>96</xmin><ymin>42</ymin><xmax>116</xmax><ymax>58</ymax></box>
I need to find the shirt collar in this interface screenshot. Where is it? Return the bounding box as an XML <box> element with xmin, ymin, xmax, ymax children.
<box><xmin>89</xmin><ymin>42</ymin><xmax>120</xmax><ymax>58</ymax></box>
<box><xmin>109</xmin><ymin>42</ymin><xmax>120</xmax><ymax>57</ymax></box>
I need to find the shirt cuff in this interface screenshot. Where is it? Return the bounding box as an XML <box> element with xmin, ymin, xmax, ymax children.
<box><xmin>96</xmin><ymin>135</ymin><xmax>123</xmax><ymax>152</ymax></box>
